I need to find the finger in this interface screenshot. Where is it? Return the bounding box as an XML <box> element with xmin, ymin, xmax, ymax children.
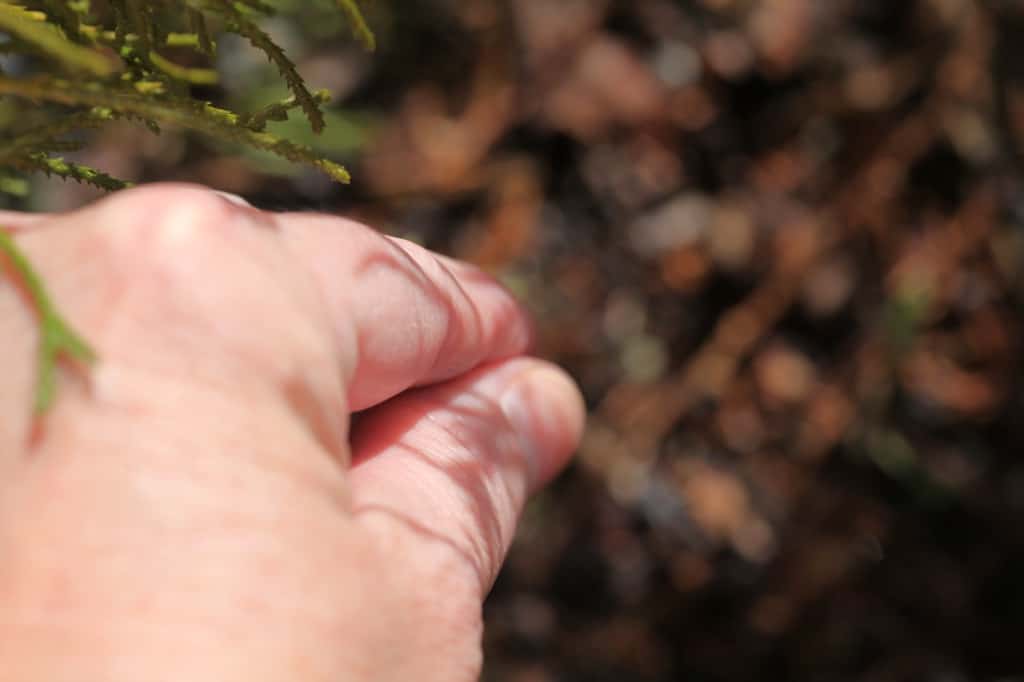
<box><xmin>0</xmin><ymin>211</ymin><xmax>51</xmax><ymax>231</ymax></box>
<box><xmin>275</xmin><ymin>214</ymin><xmax>533</xmax><ymax>411</ymax></box>
<box><xmin>0</xmin><ymin>193</ymin><xmax>246</xmax><ymax>227</ymax></box>
<box><xmin>347</xmin><ymin>357</ymin><xmax>585</xmax><ymax>593</ymax></box>
<box><xmin>211</xmin><ymin>191</ymin><xmax>252</xmax><ymax>208</ymax></box>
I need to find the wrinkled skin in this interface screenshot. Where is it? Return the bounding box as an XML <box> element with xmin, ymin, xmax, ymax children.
<box><xmin>0</xmin><ymin>185</ymin><xmax>584</xmax><ymax>681</ymax></box>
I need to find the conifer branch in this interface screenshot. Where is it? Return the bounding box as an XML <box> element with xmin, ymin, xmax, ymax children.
<box><xmin>0</xmin><ymin>109</ymin><xmax>109</xmax><ymax>161</ymax></box>
<box><xmin>148</xmin><ymin>51</ymin><xmax>219</xmax><ymax>85</ymax></box>
<box><xmin>14</xmin><ymin>153</ymin><xmax>131</xmax><ymax>191</ymax></box>
<box><xmin>0</xmin><ymin>228</ymin><xmax>97</xmax><ymax>413</ymax></box>
<box><xmin>196</xmin><ymin>0</ymin><xmax>326</xmax><ymax>133</ymax></box>
<box><xmin>240</xmin><ymin>89</ymin><xmax>332</xmax><ymax>131</ymax></box>
<box><xmin>0</xmin><ymin>75</ymin><xmax>350</xmax><ymax>182</ymax></box>
<box><xmin>187</xmin><ymin>8</ymin><xmax>214</xmax><ymax>54</ymax></box>
<box><xmin>334</xmin><ymin>0</ymin><xmax>375</xmax><ymax>51</ymax></box>
<box><xmin>39</xmin><ymin>0</ymin><xmax>82</xmax><ymax>39</ymax></box>
<box><xmin>0</xmin><ymin>2</ymin><xmax>118</xmax><ymax>75</ymax></box>
<box><xmin>122</xmin><ymin>0</ymin><xmax>152</xmax><ymax>55</ymax></box>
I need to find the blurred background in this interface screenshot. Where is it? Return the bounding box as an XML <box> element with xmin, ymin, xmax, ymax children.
<box><xmin>28</xmin><ymin>0</ymin><xmax>1024</xmax><ymax>679</ymax></box>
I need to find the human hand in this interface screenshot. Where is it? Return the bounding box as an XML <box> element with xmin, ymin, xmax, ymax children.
<box><xmin>0</xmin><ymin>184</ymin><xmax>584</xmax><ymax>681</ymax></box>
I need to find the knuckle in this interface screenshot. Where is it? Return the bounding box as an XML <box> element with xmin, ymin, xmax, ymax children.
<box><xmin>60</xmin><ymin>184</ymin><xmax>342</xmax><ymax>413</ymax></box>
<box><xmin>91</xmin><ymin>183</ymin><xmax>249</xmax><ymax>283</ymax></box>
<box><xmin>108</xmin><ymin>183</ymin><xmax>240</xmax><ymax>242</ymax></box>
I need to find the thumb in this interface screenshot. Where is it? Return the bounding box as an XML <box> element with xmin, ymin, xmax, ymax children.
<box><xmin>347</xmin><ymin>357</ymin><xmax>585</xmax><ymax>592</ymax></box>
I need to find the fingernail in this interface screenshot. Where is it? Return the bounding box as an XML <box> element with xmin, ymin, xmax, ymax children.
<box><xmin>214</xmin><ymin>191</ymin><xmax>252</xmax><ymax>208</ymax></box>
<box><xmin>500</xmin><ymin>365</ymin><xmax>586</xmax><ymax>490</ymax></box>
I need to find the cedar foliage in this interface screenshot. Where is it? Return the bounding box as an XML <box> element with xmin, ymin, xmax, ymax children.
<box><xmin>0</xmin><ymin>0</ymin><xmax>374</xmax><ymax>190</ymax></box>
<box><xmin>0</xmin><ymin>0</ymin><xmax>373</xmax><ymax>412</ymax></box>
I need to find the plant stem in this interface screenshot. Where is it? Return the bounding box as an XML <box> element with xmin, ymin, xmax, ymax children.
<box><xmin>0</xmin><ymin>227</ymin><xmax>96</xmax><ymax>412</ymax></box>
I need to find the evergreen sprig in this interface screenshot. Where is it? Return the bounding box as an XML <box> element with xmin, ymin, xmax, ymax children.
<box><xmin>0</xmin><ymin>0</ymin><xmax>374</xmax><ymax>413</ymax></box>
<box><xmin>0</xmin><ymin>227</ymin><xmax>97</xmax><ymax>413</ymax></box>
<box><xmin>0</xmin><ymin>0</ymin><xmax>372</xmax><ymax>189</ymax></box>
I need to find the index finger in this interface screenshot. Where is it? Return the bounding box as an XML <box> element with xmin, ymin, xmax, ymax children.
<box><xmin>0</xmin><ymin>211</ymin><xmax>51</xmax><ymax>231</ymax></box>
<box><xmin>275</xmin><ymin>213</ymin><xmax>533</xmax><ymax>411</ymax></box>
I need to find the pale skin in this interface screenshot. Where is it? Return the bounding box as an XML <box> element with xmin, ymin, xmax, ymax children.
<box><xmin>0</xmin><ymin>184</ymin><xmax>585</xmax><ymax>681</ymax></box>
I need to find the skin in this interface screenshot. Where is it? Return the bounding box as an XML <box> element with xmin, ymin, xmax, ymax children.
<box><xmin>0</xmin><ymin>184</ymin><xmax>585</xmax><ymax>681</ymax></box>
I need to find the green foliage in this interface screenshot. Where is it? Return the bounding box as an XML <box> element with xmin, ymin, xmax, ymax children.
<box><xmin>0</xmin><ymin>0</ymin><xmax>373</xmax><ymax>414</ymax></box>
<box><xmin>0</xmin><ymin>229</ymin><xmax>96</xmax><ymax>412</ymax></box>
<box><xmin>334</xmin><ymin>0</ymin><xmax>375</xmax><ymax>51</ymax></box>
<box><xmin>0</xmin><ymin>0</ymin><xmax>373</xmax><ymax>191</ymax></box>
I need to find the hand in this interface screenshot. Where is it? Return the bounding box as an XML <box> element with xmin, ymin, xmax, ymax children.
<box><xmin>0</xmin><ymin>184</ymin><xmax>584</xmax><ymax>681</ymax></box>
